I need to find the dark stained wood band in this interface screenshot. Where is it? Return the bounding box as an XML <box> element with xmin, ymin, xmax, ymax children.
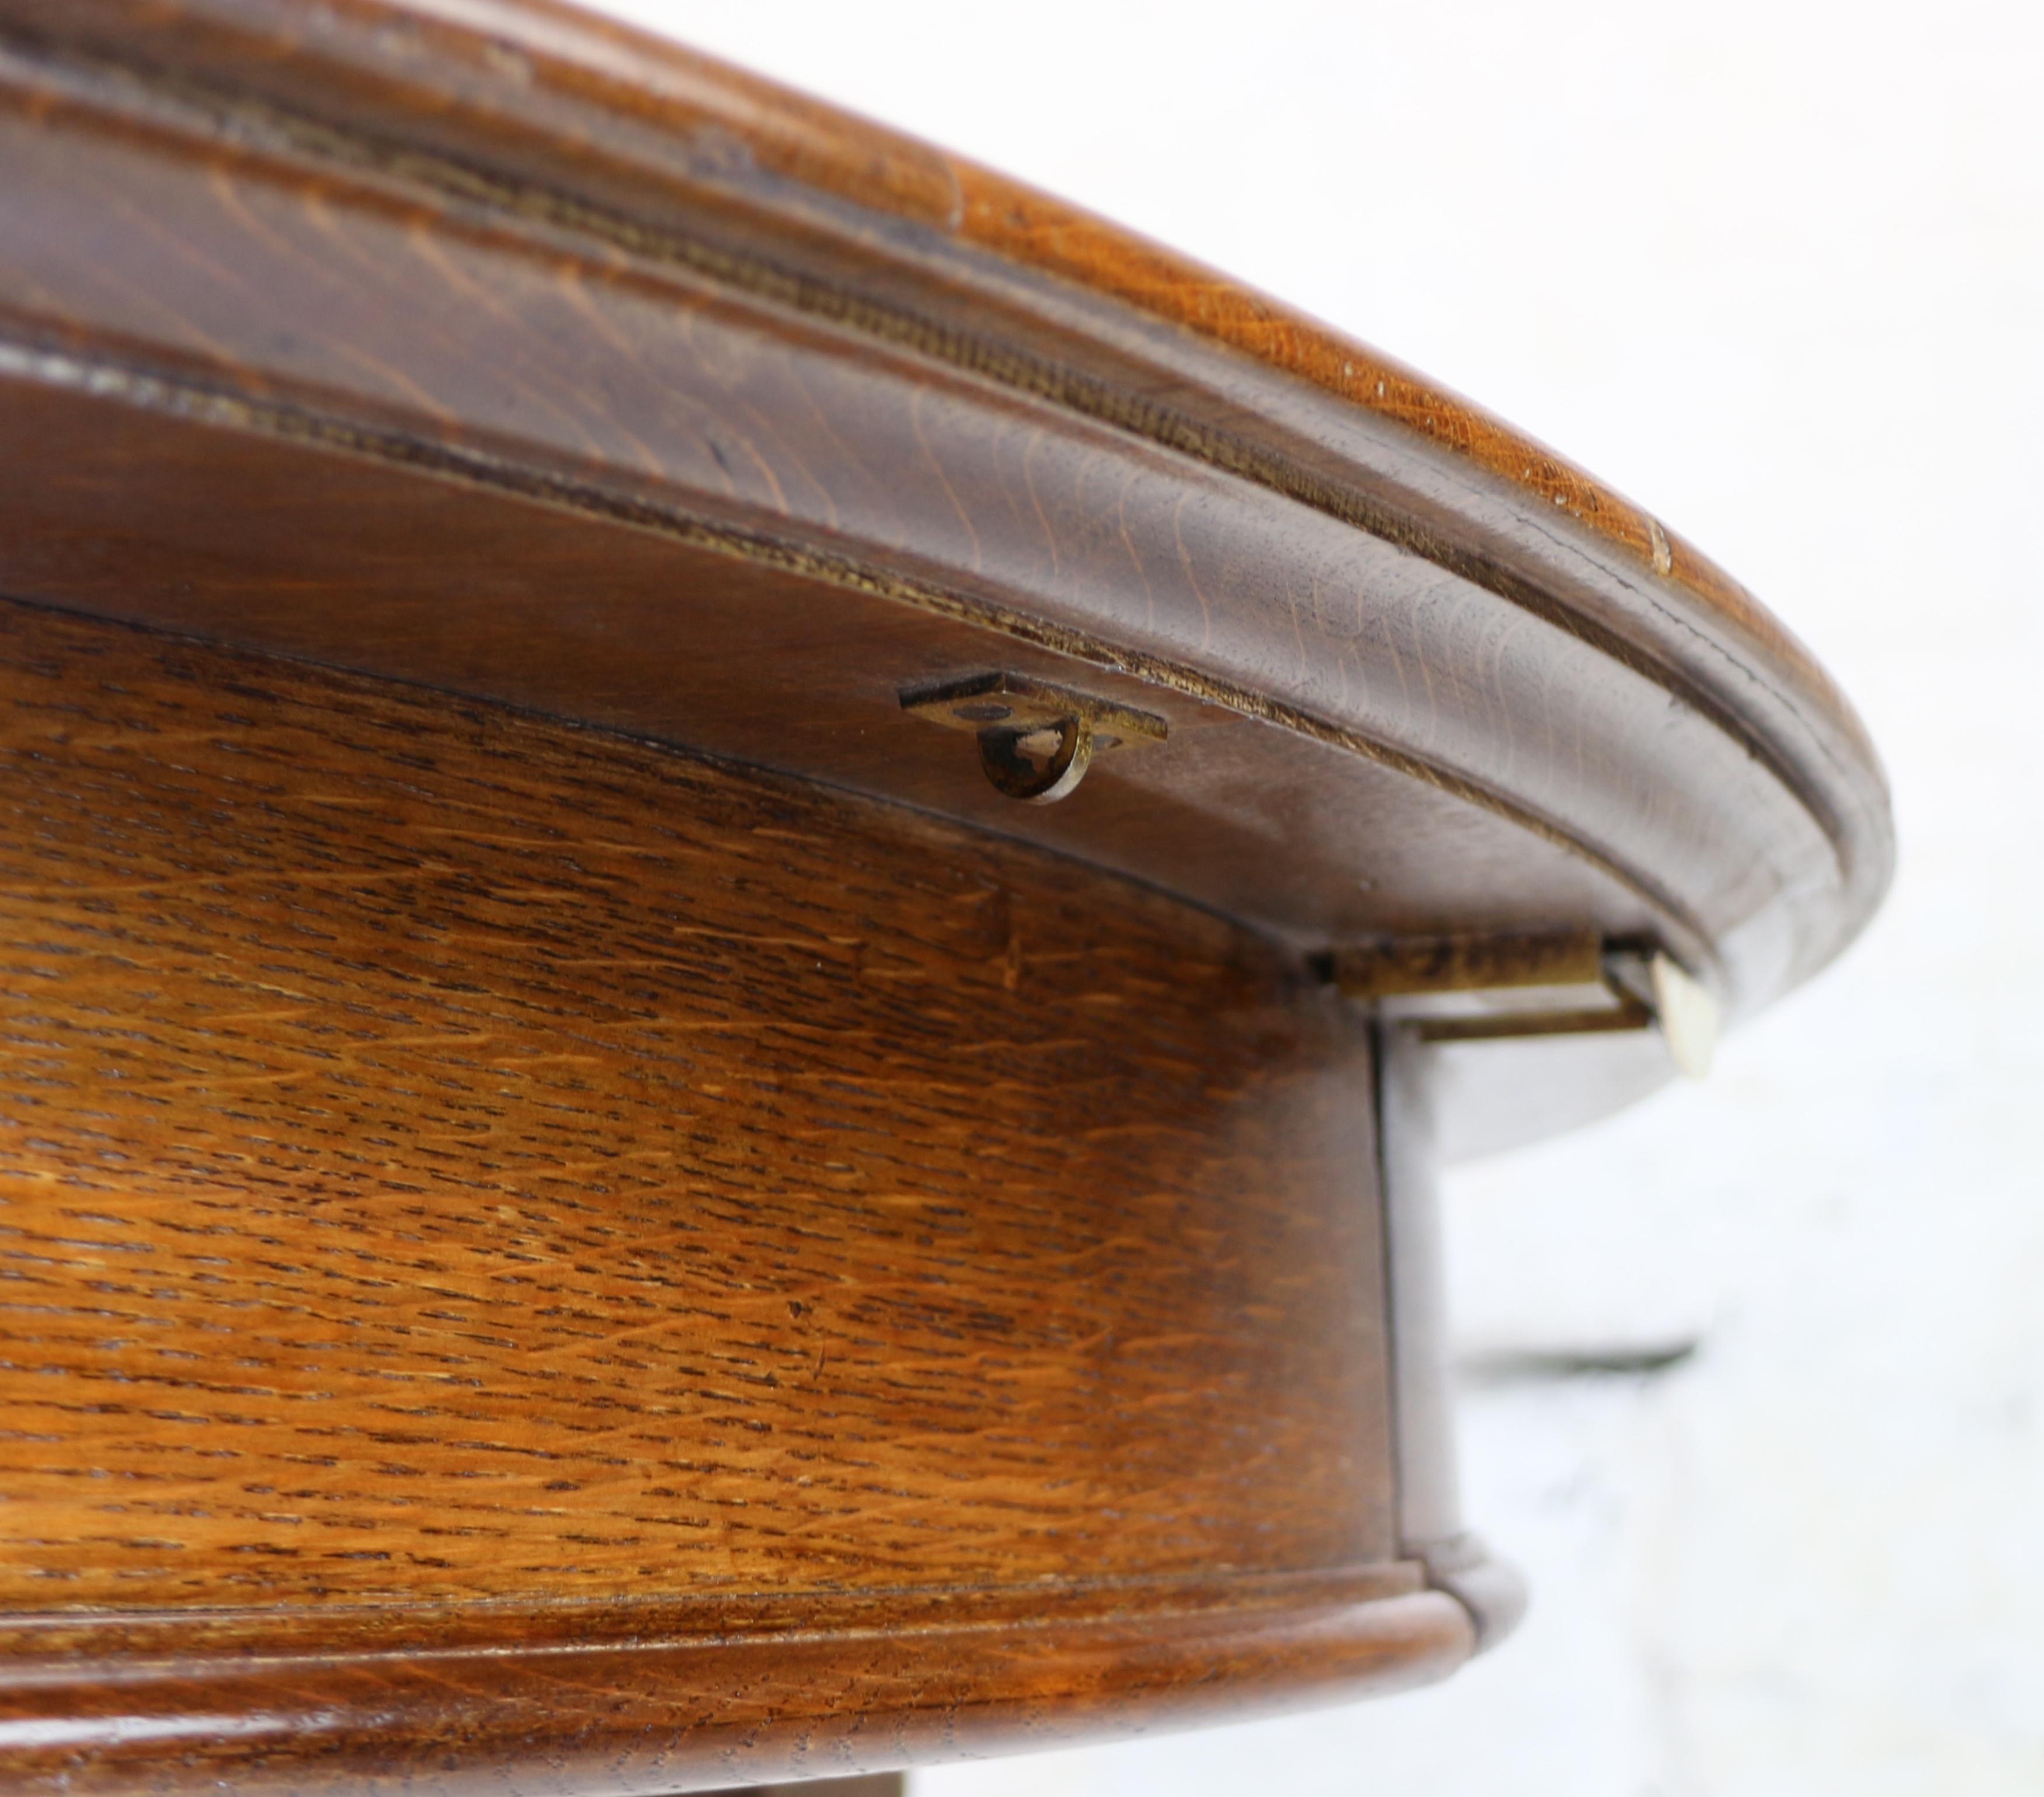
<box><xmin>0</xmin><ymin>1577</ymin><xmax>1470</xmax><ymax>1795</ymax></box>
<box><xmin>0</xmin><ymin>0</ymin><xmax>1861</xmax><ymax>738</ymax></box>
<box><xmin>0</xmin><ymin>0</ymin><xmax>1893</xmax><ymax>1101</ymax></box>
<box><xmin>724</xmin><ymin>1779</ymin><xmax>902</xmax><ymax>1797</ymax></box>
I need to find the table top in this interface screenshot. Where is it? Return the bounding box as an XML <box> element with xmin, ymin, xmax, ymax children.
<box><xmin>0</xmin><ymin>0</ymin><xmax>1892</xmax><ymax>1151</ymax></box>
<box><xmin>0</xmin><ymin>7</ymin><xmax>1898</xmax><ymax>1788</ymax></box>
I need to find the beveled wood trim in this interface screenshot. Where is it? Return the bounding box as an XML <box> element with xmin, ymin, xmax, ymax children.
<box><xmin>0</xmin><ymin>0</ymin><xmax>1893</xmax><ymax>1167</ymax></box>
<box><xmin>0</xmin><ymin>1575</ymin><xmax>1472</xmax><ymax>1795</ymax></box>
<box><xmin>0</xmin><ymin>0</ymin><xmax>1867</xmax><ymax>757</ymax></box>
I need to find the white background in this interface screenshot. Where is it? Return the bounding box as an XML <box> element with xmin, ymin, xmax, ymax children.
<box><xmin>597</xmin><ymin>4</ymin><xmax>2043</xmax><ymax>1789</ymax></box>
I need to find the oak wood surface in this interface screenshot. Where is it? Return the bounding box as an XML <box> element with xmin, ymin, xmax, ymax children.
<box><xmin>0</xmin><ymin>371</ymin><xmax>1674</xmax><ymax>959</ymax></box>
<box><xmin>0</xmin><ymin>3</ymin><xmax>1894</xmax><ymax>1784</ymax></box>
<box><xmin>0</xmin><ymin>601</ymin><xmax>1454</xmax><ymax>1788</ymax></box>
<box><xmin>0</xmin><ymin>0</ymin><xmax>1893</xmax><ymax>1148</ymax></box>
<box><xmin>0</xmin><ymin>600</ymin><xmax>1397</xmax><ymax>1608</ymax></box>
<box><xmin>0</xmin><ymin>1575</ymin><xmax>1469</xmax><ymax>1794</ymax></box>
<box><xmin>0</xmin><ymin>0</ymin><xmax>1855</xmax><ymax>713</ymax></box>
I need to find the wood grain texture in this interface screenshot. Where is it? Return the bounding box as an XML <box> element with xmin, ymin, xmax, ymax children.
<box><xmin>0</xmin><ymin>601</ymin><xmax>1461</xmax><ymax>1787</ymax></box>
<box><xmin>0</xmin><ymin>4</ymin><xmax>1894</xmax><ymax>1782</ymax></box>
<box><xmin>0</xmin><ymin>1577</ymin><xmax>1470</xmax><ymax>1794</ymax></box>
<box><xmin>0</xmin><ymin>600</ymin><xmax>1396</xmax><ymax>1609</ymax></box>
<box><xmin>0</xmin><ymin>0</ymin><xmax>1892</xmax><ymax>1126</ymax></box>
<box><xmin>0</xmin><ymin>0</ymin><xmax>1854</xmax><ymax>706</ymax></box>
<box><xmin>0</xmin><ymin>370</ymin><xmax>1676</xmax><ymax>963</ymax></box>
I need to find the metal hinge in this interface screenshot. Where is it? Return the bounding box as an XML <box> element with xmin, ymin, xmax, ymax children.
<box><xmin>1326</xmin><ymin>929</ymin><xmax>1719</xmax><ymax>1078</ymax></box>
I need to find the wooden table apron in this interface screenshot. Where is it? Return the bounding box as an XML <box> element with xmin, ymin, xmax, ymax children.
<box><xmin>0</xmin><ymin>604</ymin><xmax>1463</xmax><ymax>1793</ymax></box>
<box><xmin>0</xmin><ymin>1</ymin><xmax>1892</xmax><ymax>1791</ymax></box>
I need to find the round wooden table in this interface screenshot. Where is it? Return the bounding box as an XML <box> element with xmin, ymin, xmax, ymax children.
<box><xmin>0</xmin><ymin>2</ymin><xmax>1891</xmax><ymax>1791</ymax></box>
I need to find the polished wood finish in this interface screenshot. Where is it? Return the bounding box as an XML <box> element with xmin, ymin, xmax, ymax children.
<box><xmin>0</xmin><ymin>600</ymin><xmax>1396</xmax><ymax>1606</ymax></box>
<box><xmin>0</xmin><ymin>601</ymin><xmax>1449</xmax><ymax>1789</ymax></box>
<box><xmin>0</xmin><ymin>0</ymin><xmax>1854</xmax><ymax>689</ymax></box>
<box><xmin>0</xmin><ymin>1</ymin><xmax>1893</xmax><ymax>1787</ymax></box>
<box><xmin>0</xmin><ymin>1576</ymin><xmax>1466</xmax><ymax>1794</ymax></box>
<box><xmin>0</xmin><ymin>0</ymin><xmax>1892</xmax><ymax>1122</ymax></box>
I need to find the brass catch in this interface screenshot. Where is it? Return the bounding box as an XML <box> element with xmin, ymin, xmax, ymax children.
<box><xmin>899</xmin><ymin>672</ymin><xmax>1167</xmax><ymax>804</ymax></box>
<box><xmin>1329</xmin><ymin>930</ymin><xmax>1719</xmax><ymax>1078</ymax></box>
